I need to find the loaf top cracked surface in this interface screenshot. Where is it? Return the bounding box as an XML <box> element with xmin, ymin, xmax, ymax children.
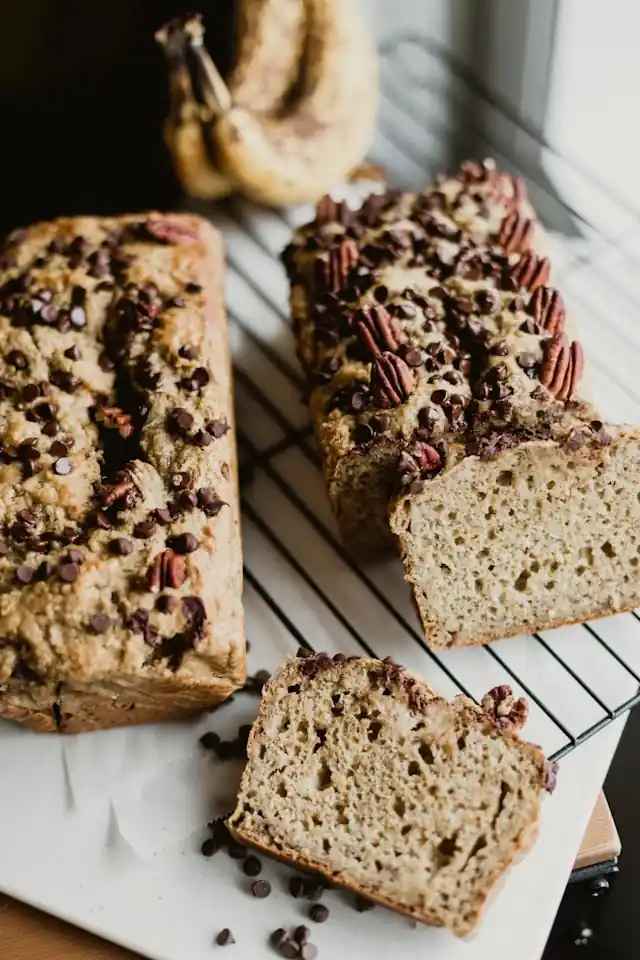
<box><xmin>0</xmin><ymin>213</ymin><xmax>244</xmax><ymax>689</ymax></box>
<box><xmin>283</xmin><ymin>159</ymin><xmax>613</xmax><ymax>495</ymax></box>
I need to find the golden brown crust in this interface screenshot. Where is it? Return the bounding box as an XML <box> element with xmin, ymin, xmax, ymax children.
<box><xmin>0</xmin><ymin>213</ymin><xmax>244</xmax><ymax>731</ymax></box>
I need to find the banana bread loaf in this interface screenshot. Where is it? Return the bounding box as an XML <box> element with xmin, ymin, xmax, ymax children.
<box><xmin>0</xmin><ymin>212</ymin><xmax>244</xmax><ymax>731</ymax></box>
<box><xmin>228</xmin><ymin>652</ymin><xmax>554</xmax><ymax>938</ymax></box>
<box><xmin>283</xmin><ymin>160</ymin><xmax>640</xmax><ymax>648</ymax></box>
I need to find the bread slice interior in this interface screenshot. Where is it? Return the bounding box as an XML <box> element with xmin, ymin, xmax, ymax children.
<box><xmin>228</xmin><ymin>655</ymin><xmax>548</xmax><ymax>938</ymax></box>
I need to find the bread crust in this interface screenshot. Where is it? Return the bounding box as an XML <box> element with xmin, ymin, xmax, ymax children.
<box><xmin>0</xmin><ymin>213</ymin><xmax>244</xmax><ymax>731</ymax></box>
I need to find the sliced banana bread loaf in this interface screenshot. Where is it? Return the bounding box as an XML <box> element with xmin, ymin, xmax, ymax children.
<box><xmin>283</xmin><ymin>159</ymin><xmax>640</xmax><ymax>648</ymax></box>
<box><xmin>228</xmin><ymin>653</ymin><xmax>554</xmax><ymax>939</ymax></box>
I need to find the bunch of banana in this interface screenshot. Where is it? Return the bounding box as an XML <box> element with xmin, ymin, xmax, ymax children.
<box><xmin>155</xmin><ymin>1</ymin><xmax>379</xmax><ymax>207</ymax></box>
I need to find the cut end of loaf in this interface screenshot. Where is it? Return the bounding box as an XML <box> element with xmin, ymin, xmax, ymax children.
<box><xmin>228</xmin><ymin>656</ymin><xmax>548</xmax><ymax>938</ymax></box>
<box><xmin>390</xmin><ymin>430</ymin><xmax>640</xmax><ymax>650</ymax></box>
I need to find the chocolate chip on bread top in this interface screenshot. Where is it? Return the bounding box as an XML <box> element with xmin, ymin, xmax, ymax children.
<box><xmin>0</xmin><ymin>213</ymin><xmax>244</xmax><ymax>730</ymax></box>
<box><xmin>284</xmin><ymin>159</ymin><xmax>607</xmax><ymax>556</ymax></box>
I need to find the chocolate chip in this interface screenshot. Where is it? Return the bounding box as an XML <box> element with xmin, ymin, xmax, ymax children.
<box><xmin>109</xmin><ymin>538</ymin><xmax>133</xmax><ymax>556</ymax></box>
<box><xmin>192</xmin><ymin>366</ymin><xmax>210</xmax><ymax>387</ymax></box>
<box><xmin>289</xmin><ymin>877</ymin><xmax>306</xmax><ymax>899</ymax></box>
<box><xmin>156</xmin><ymin>594</ymin><xmax>178</xmax><ymax>614</ymax></box>
<box><xmin>59</xmin><ymin>562</ymin><xmax>79</xmax><ymax>583</ymax></box>
<box><xmin>354</xmin><ymin>895</ymin><xmax>376</xmax><ymax>912</ymax></box>
<box><xmin>309</xmin><ymin>905</ymin><xmax>329</xmax><ymax>923</ymax></box>
<box><xmin>431</xmin><ymin>389</ymin><xmax>447</xmax><ymax>405</ymax></box>
<box><xmin>207</xmin><ymin>419</ymin><xmax>229</xmax><ymax>438</ymax></box>
<box><xmin>170</xmin><ymin>532</ymin><xmax>198</xmax><ymax>554</ymax></box>
<box><xmin>64</xmin><ymin>345</ymin><xmax>81</xmax><ymax>360</ymax></box>
<box><xmin>169</xmin><ymin>407</ymin><xmax>194</xmax><ymax>434</ymax></box>
<box><xmin>404</xmin><ymin>348</ymin><xmax>424</xmax><ymax>367</ymax></box>
<box><xmin>200</xmin><ymin>837</ymin><xmax>218</xmax><ymax>857</ymax></box>
<box><xmin>215</xmin><ymin>929</ymin><xmax>235</xmax><ymax>946</ymax></box>
<box><xmin>251</xmin><ymin>880</ymin><xmax>271</xmax><ymax>899</ymax></box>
<box><xmin>5</xmin><ymin>350</ymin><xmax>27</xmax><ymax>370</ymax></box>
<box><xmin>300</xmin><ymin>945</ymin><xmax>318</xmax><ymax>960</ymax></box>
<box><xmin>516</xmin><ymin>352</ymin><xmax>537</xmax><ymax>370</ymax></box>
<box><xmin>22</xmin><ymin>383</ymin><xmax>40</xmax><ymax>402</ymax></box>
<box><xmin>305</xmin><ymin>882</ymin><xmax>324</xmax><ymax>903</ymax></box>
<box><xmin>194</xmin><ymin>429</ymin><xmax>213</xmax><ymax>447</ymax></box>
<box><xmin>227</xmin><ymin>840</ymin><xmax>247</xmax><ymax>860</ymax></box>
<box><xmin>294</xmin><ymin>926</ymin><xmax>310</xmax><ymax>944</ymax></box>
<box><xmin>133</xmin><ymin>520</ymin><xmax>156</xmax><ymax>539</ymax></box>
<box><xmin>18</xmin><ymin>441</ymin><xmax>40</xmax><ymax>461</ymax></box>
<box><xmin>354</xmin><ymin>422</ymin><xmax>373</xmax><ymax>445</ymax></box>
<box><xmin>42</xmin><ymin>420</ymin><xmax>60</xmax><ymax>437</ymax></box>
<box><xmin>373</xmin><ymin>284</ymin><xmax>388</xmax><ymax>303</ymax></box>
<box><xmin>15</xmin><ymin>564</ymin><xmax>35</xmax><ymax>584</ymax></box>
<box><xmin>53</xmin><ymin>457</ymin><xmax>71</xmax><ymax>476</ymax></box>
<box><xmin>98</xmin><ymin>352</ymin><xmax>114</xmax><ymax>372</ymax></box>
<box><xmin>95</xmin><ymin>509</ymin><xmax>112</xmax><ymax>530</ymax></box>
<box><xmin>186</xmin><ymin>282</ymin><xmax>202</xmax><ymax>294</ymax></box>
<box><xmin>66</xmin><ymin>548</ymin><xmax>84</xmax><ymax>565</ymax></box>
<box><xmin>90</xmin><ymin>612</ymin><xmax>110</xmax><ymax>633</ymax></box>
<box><xmin>179</xmin><ymin>344</ymin><xmax>199</xmax><ymax>360</ymax></box>
<box><xmin>243</xmin><ymin>856</ymin><xmax>262</xmax><ymax>877</ymax></box>
<box><xmin>490</xmin><ymin>341</ymin><xmax>509</xmax><ymax>357</ymax></box>
<box><xmin>270</xmin><ymin>929</ymin><xmax>289</xmax><ymax>949</ymax></box>
<box><xmin>171</xmin><ymin>471</ymin><xmax>192</xmax><ymax>490</ymax></box>
<box><xmin>279</xmin><ymin>943</ymin><xmax>299</xmax><ymax>960</ymax></box>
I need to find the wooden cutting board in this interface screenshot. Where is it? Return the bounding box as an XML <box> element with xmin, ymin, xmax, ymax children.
<box><xmin>0</xmin><ymin>794</ymin><xmax>620</xmax><ymax>960</ymax></box>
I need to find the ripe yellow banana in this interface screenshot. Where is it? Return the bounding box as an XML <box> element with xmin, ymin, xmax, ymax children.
<box><xmin>155</xmin><ymin>3</ymin><xmax>307</xmax><ymax>201</ymax></box>
<box><xmin>156</xmin><ymin>1</ymin><xmax>379</xmax><ymax>207</ymax></box>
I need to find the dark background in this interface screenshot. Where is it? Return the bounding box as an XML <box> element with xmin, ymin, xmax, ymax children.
<box><xmin>0</xmin><ymin>1</ymin><xmax>236</xmax><ymax>235</ymax></box>
<box><xmin>544</xmin><ymin>710</ymin><xmax>640</xmax><ymax>958</ymax></box>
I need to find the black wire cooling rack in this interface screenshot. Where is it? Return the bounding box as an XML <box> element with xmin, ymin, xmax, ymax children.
<box><xmin>201</xmin><ymin>34</ymin><xmax>640</xmax><ymax>766</ymax></box>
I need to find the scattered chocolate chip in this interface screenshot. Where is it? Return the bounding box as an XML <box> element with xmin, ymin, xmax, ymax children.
<box><xmin>5</xmin><ymin>350</ymin><xmax>27</xmax><ymax>370</ymax></box>
<box><xmin>133</xmin><ymin>520</ymin><xmax>156</xmax><ymax>539</ymax></box>
<box><xmin>300</xmin><ymin>945</ymin><xmax>318</xmax><ymax>960</ymax></box>
<box><xmin>194</xmin><ymin>429</ymin><xmax>213</xmax><ymax>447</ymax></box>
<box><xmin>309</xmin><ymin>905</ymin><xmax>329</xmax><ymax>923</ymax></box>
<box><xmin>354</xmin><ymin>895</ymin><xmax>376</xmax><ymax>912</ymax></box>
<box><xmin>243</xmin><ymin>855</ymin><xmax>262</xmax><ymax>877</ymax></box>
<box><xmin>179</xmin><ymin>344</ymin><xmax>199</xmax><ymax>360</ymax></box>
<box><xmin>200</xmin><ymin>731</ymin><xmax>221</xmax><ymax>751</ymax></box>
<box><xmin>59</xmin><ymin>562</ymin><xmax>79</xmax><ymax>583</ymax></box>
<box><xmin>354</xmin><ymin>422</ymin><xmax>374</xmax><ymax>445</ymax></box>
<box><xmin>294</xmin><ymin>926</ymin><xmax>310</xmax><ymax>944</ymax></box>
<box><xmin>208</xmin><ymin>419</ymin><xmax>229</xmax><ymax>438</ymax></box>
<box><xmin>305</xmin><ymin>882</ymin><xmax>324</xmax><ymax>903</ymax></box>
<box><xmin>289</xmin><ymin>877</ymin><xmax>306</xmax><ymax>899</ymax></box>
<box><xmin>49</xmin><ymin>440</ymin><xmax>68</xmax><ymax>458</ymax></box>
<box><xmin>22</xmin><ymin>383</ymin><xmax>40</xmax><ymax>403</ymax></box>
<box><xmin>279</xmin><ymin>942</ymin><xmax>299</xmax><ymax>960</ymax></box>
<box><xmin>109</xmin><ymin>537</ymin><xmax>133</xmax><ymax>556</ymax></box>
<box><xmin>227</xmin><ymin>840</ymin><xmax>247</xmax><ymax>860</ymax></box>
<box><xmin>270</xmin><ymin>929</ymin><xmax>289</xmax><ymax>949</ymax></box>
<box><xmin>156</xmin><ymin>594</ymin><xmax>179</xmax><ymax>614</ymax></box>
<box><xmin>201</xmin><ymin>837</ymin><xmax>218</xmax><ymax>858</ymax></box>
<box><xmin>170</xmin><ymin>532</ymin><xmax>198</xmax><ymax>554</ymax></box>
<box><xmin>15</xmin><ymin>564</ymin><xmax>35</xmax><ymax>584</ymax></box>
<box><xmin>90</xmin><ymin>612</ymin><xmax>110</xmax><ymax>633</ymax></box>
<box><xmin>252</xmin><ymin>880</ymin><xmax>271</xmax><ymax>899</ymax></box>
<box><xmin>215</xmin><ymin>928</ymin><xmax>235</xmax><ymax>946</ymax></box>
<box><xmin>53</xmin><ymin>457</ymin><xmax>71</xmax><ymax>476</ymax></box>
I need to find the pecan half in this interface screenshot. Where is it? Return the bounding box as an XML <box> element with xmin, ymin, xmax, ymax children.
<box><xmin>100</xmin><ymin>481</ymin><xmax>135</xmax><ymax>509</ymax></box>
<box><xmin>540</xmin><ymin>334</ymin><xmax>584</xmax><ymax>401</ymax></box>
<box><xmin>147</xmin><ymin>548</ymin><xmax>186</xmax><ymax>592</ymax></box>
<box><xmin>354</xmin><ymin>306</ymin><xmax>405</xmax><ymax>358</ymax></box>
<box><xmin>481</xmin><ymin>685</ymin><xmax>528</xmax><ymax>730</ymax></box>
<box><xmin>95</xmin><ymin>406</ymin><xmax>134</xmax><ymax>439</ymax></box>
<box><xmin>397</xmin><ymin>439</ymin><xmax>442</xmax><ymax>486</ymax></box>
<box><xmin>370</xmin><ymin>352</ymin><xmax>415</xmax><ymax>408</ymax></box>
<box><xmin>527</xmin><ymin>286</ymin><xmax>566</xmax><ymax>335</ymax></box>
<box><xmin>141</xmin><ymin>219</ymin><xmax>200</xmax><ymax>245</ymax></box>
<box><xmin>508</xmin><ymin>252</ymin><xmax>550</xmax><ymax>293</ymax></box>
<box><xmin>315</xmin><ymin>195</ymin><xmax>349</xmax><ymax>226</ymax></box>
<box><xmin>498</xmin><ymin>212</ymin><xmax>535</xmax><ymax>254</ymax></box>
<box><xmin>316</xmin><ymin>237</ymin><xmax>359</xmax><ymax>294</ymax></box>
<box><xmin>543</xmin><ymin>759</ymin><xmax>559</xmax><ymax>794</ymax></box>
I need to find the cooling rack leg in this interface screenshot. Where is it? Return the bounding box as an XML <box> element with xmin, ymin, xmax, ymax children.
<box><xmin>545</xmin><ymin>861</ymin><xmax>619</xmax><ymax>952</ymax></box>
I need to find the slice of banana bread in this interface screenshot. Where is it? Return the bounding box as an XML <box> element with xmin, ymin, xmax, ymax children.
<box><xmin>228</xmin><ymin>653</ymin><xmax>554</xmax><ymax>939</ymax></box>
<box><xmin>283</xmin><ymin>159</ymin><xmax>640</xmax><ymax>648</ymax></box>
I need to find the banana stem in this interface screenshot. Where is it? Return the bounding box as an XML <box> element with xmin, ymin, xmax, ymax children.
<box><xmin>182</xmin><ymin>16</ymin><xmax>233</xmax><ymax>116</ymax></box>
